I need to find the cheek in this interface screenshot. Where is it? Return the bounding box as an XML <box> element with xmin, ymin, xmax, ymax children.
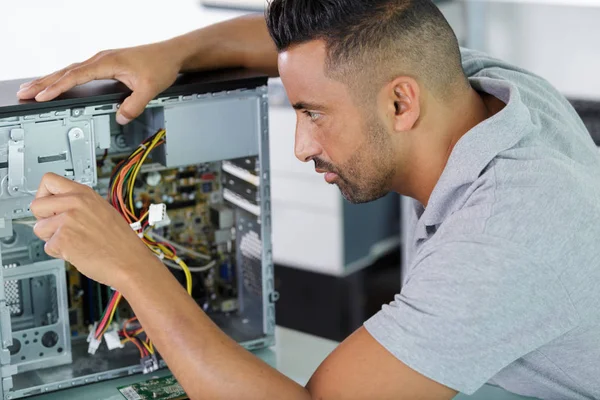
<box><xmin>319</xmin><ymin>125</ymin><xmax>366</xmax><ymax>164</ymax></box>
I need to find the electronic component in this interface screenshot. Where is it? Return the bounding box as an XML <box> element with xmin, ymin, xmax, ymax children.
<box><xmin>140</xmin><ymin>354</ymin><xmax>159</xmax><ymax>374</ymax></box>
<box><xmin>149</xmin><ymin>203</ymin><xmax>170</xmax><ymax>227</ymax></box>
<box><xmin>0</xmin><ymin>69</ymin><xmax>276</xmax><ymax>399</ymax></box>
<box><xmin>214</xmin><ymin>228</ymin><xmax>232</xmax><ymax>245</ymax></box>
<box><xmin>104</xmin><ymin>328</ymin><xmax>125</xmax><ymax>351</ymax></box>
<box><xmin>209</xmin><ymin>204</ymin><xmax>234</xmax><ymax>229</ymax></box>
<box><xmin>118</xmin><ymin>375</ymin><xmax>186</xmax><ymax>400</ymax></box>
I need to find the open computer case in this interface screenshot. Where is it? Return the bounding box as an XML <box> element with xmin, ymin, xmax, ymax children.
<box><xmin>0</xmin><ymin>69</ymin><xmax>276</xmax><ymax>399</ymax></box>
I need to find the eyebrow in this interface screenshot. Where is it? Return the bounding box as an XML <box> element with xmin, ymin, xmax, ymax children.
<box><xmin>292</xmin><ymin>101</ymin><xmax>328</xmax><ymax>111</ymax></box>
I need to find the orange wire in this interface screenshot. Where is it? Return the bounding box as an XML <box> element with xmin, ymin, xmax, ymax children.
<box><xmin>123</xmin><ymin>317</ymin><xmax>145</xmax><ymax>357</ymax></box>
<box><xmin>110</xmin><ymin>138</ymin><xmax>165</xmax><ymax>223</ymax></box>
<box><xmin>115</xmin><ymin>154</ymin><xmax>143</xmax><ymax>222</ymax></box>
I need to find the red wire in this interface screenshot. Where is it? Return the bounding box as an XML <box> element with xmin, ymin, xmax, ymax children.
<box><xmin>160</xmin><ymin>242</ymin><xmax>177</xmax><ymax>255</ymax></box>
<box><xmin>95</xmin><ymin>292</ymin><xmax>119</xmax><ymax>338</ymax></box>
<box><xmin>123</xmin><ymin>317</ymin><xmax>147</xmax><ymax>357</ymax></box>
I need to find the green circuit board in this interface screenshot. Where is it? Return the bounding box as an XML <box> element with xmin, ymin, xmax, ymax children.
<box><xmin>118</xmin><ymin>375</ymin><xmax>187</xmax><ymax>400</ymax></box>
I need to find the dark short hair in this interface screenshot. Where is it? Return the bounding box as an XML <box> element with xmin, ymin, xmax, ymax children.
<box><xmin>266</xmin><ymin>0</ymin><xmax>468</xmax><ymax>98</ymax></box>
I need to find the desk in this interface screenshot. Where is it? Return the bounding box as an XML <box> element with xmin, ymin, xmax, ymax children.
<box><xmin>31</xmin><ymin>327</ymin><xmax>536</xmax><ymax>400</ymax></box>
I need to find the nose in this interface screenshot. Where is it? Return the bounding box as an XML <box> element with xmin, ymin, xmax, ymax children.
<box><xmin>294</xmin><ymin>125</ymin><xmax>322</xmax><ymax>163</ymax></box>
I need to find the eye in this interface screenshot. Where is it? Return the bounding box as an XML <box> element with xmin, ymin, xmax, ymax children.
<box><xmin>303</xmin><ymin>110</ymin><xmax>321</xmax><ymax>122</ymax></box>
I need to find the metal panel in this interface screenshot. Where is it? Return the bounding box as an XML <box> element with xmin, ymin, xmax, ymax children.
<box><xmin>163</xmin><ymin>96</ymin><xmax>260</xmax><ymax>167</ymax></box>
<box><xmin>3</xmin><ymin>260</ymin><xmax>72</xmax><ymax>374</ymax></box>
<box><xmin>0</xmin><ymin>116</ymin><xmax>110</xmax><ymax>231</ymax></box>
<box><xmin>256</xmin><ymin>87</ymin><xmax>276</xmax><ymax>341</ymax></box>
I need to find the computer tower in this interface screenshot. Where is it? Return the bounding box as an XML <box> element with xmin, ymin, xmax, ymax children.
<box><xmin>0</xmin><ymin>70</ymin><xmax>276</xmax><ymax>399</ymax></box>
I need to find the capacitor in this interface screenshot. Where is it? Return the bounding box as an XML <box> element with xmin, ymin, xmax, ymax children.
<box><xmin>145</xmin><ymin>171</ymin><xmax>162</xmax><ymax>187</ymax></box>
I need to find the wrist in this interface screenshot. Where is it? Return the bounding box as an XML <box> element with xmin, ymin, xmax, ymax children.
<box><xmin>114</xmin><ymin>252</ymin><xmax>166</xmax><ymax>296</ymax></box>
<box><xmin>160</xmin><ymin>35</ymin><xmax>196</xmax><ymax>73</ymax></box>
<box><xmin>165</xmin><ymin>31</ymin><xmax>210</xmax><ymax>73</ymax></box>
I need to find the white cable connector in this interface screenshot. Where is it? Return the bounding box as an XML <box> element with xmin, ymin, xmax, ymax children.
<box><xmin>129</xmin><ymin>221</ymin><xmax>143</xmax><ymax>238</ymax></box>
<box><xmin>141</xmin><ymin>354</ymin><xmax>159</xmax><ymax>374</ymax></box>
<box><xmin>104</xmin><ymin>329</ymin><xmax>124</xmax><ymax>351</ymax></box>
<box><xmin>87</xmin><ymin>322</ymin><xmax>102</xmax><ymax>355</ymax></box>
<box><xmin>130</xmin><ymin>221</ymin><xmax>141</xmax><ymax>231</ymax></box>
<box><xmin>148</xmin><ymin>203</ymin><xmax>170</xmax><ymax>228</ymax></box>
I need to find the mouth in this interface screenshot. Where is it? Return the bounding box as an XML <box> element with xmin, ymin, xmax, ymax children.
<box><xmin>316</xmin><ymin>169</ymin><xmax>338</xmax><ymax>183</ymax></box>
<box><xmin>324</xmin><ymin>172</ymin><xmax>338</xmax><ymax>183</ymax></box>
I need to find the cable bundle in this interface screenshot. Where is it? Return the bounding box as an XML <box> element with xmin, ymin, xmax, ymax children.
<box><xmin>88</xmin><ymin>129</ymin><xmax>193</xmax><ymax>369</ymax></box>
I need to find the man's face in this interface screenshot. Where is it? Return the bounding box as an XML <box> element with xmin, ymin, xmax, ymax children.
<box><xmin>278</xmin><ymin>41</ymin><xmax>396</xmax><ymax>204</ymax></box>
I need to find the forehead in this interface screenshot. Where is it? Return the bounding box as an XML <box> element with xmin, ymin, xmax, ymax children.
<box><xmin>277</xmin><ymin>40</ymin><xmax>350</xmax><ymax>107</ymax></box>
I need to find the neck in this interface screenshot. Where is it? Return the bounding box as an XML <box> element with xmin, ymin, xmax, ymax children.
<box><xmin>395</xmin><ymin>88</ymin><xmax>499</xmax><ymax>206</ymax></box>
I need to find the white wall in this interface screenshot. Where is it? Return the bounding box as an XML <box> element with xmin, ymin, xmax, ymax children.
<box><xmin>0</xmin><ymin>0</ymin><xmax>245</xmax><ymax>81</ymax></box>
<box><xmin>466</xmin><ymin>1</ymin><xmax>600</xmax><ymax>100</ymax></box>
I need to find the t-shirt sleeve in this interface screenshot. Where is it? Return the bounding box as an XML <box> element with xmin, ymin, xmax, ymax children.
<box><xmin>363</xmin><ymin>237</ymin><xmax>579</xmax><ymax>394</ymax></box>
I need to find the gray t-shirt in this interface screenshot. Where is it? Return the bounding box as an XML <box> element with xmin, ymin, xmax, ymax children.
<box><xmin>364</xmin><ymin>48</ymin><xmax>600</xmax><ymax>399</ymax></box>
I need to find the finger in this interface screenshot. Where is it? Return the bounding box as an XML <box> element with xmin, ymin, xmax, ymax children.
<box><xmin>18</xmin><ymin>48</ymin><xmax>111</xmax><ymax>97</ymax></box>
<box><xmin>35</xmin><ymin>62</ymin><xmax>113</xmax><ymax>102</ymax></box>
<box><xmin>44</xmin><ymin>235</ymin><xmax>62</xmax><ymax>260</ymax></box>
<box><xmin>35</xmin><ymin>173</ymin><xmax>89</xmax><ymax>200</ymax></box>
<box><xmin>30</xmin><ymin>193</ymin><xmax>83</xmax><ymax>219</ymax></box>
<box><xmin>116</xmin><ymin>87</ymin><xmax>157</xmax><ymax>125</ymax></box>
<box><xmin>33</xmin><ymin>213</ymin><xmax>64</xmax><ymax>241</ymax></box>
<box><xmin>16</xmin><ymin>63</ymin><xmax>80</xmax><ymax>99</ymax></box>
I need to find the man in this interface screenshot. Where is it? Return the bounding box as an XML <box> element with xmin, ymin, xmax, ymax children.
<box><xmin>15</xmin><ymin>0</ymin><xmax>600</xmax><ymax>399</ymax></box>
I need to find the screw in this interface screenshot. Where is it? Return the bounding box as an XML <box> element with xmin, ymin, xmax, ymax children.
<box><xmin>69</xmin><ymin>127</ymin><xmax>84</xmax><ymax>139</ymax></box>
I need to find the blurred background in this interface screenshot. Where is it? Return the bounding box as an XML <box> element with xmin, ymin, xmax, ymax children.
<box><xmin>1</xmin><ymin>0</ymin><xmax>599</xmax><ymax>342</ymax></box>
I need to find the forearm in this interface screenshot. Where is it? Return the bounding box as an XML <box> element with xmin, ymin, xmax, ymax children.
<box><xmin>119</xmin><ymin>257</ymin><xmax>309</xmax><ymax>400</ymax></box>
<box><xmin>167</xmin><ymin>14</ymin><xmax>279</xmax><ymax>77</ymax></box>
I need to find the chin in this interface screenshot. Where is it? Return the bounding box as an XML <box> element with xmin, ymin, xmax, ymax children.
<box><xmin>339</xmin><ymin>186</ymin><xmax>390</xmax><ymax>204</ymax></box>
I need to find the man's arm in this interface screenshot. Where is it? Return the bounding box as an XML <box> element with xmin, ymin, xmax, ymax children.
<box><xmin>177</xmin><ymin>14</ymin><xmax>279</xmax><ymax>76</ymax></box>
<box><xmin>30</xmin><ymin>173</ymin><xmax>457</xmax><ymax>399</ymax></box>
<box><xmin>122</xmin><ymin>257</ymin><xmax>456</xmax><ymax>400</ymax></box>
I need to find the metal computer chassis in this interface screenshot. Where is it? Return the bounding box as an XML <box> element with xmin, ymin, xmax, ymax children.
<box><xmin>0</xmin><ymin>70</ymin><xmax>276</xmax><ymax>399</ymax></box>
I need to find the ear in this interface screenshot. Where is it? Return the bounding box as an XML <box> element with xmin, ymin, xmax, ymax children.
<box><xmin>383</xmin><ymin>77</ymin><xmax>421</xmax><ymax>133</ymax></box>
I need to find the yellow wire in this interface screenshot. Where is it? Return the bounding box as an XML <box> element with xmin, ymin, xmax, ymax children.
<box><xmin>139</xmin><ymin>209</ymin><xmax>149</xmax><ymax>222</ymax></box>
<box><xmin>144</xmin><ymin>241</ymin><xmax>191</xmax><ymax>294</ymax></box>
<box><xmin>175</xmin><ymin>257</ymin><xmax>193</xmax><ymax>295</ymax></box>
<box><xmin>120</xmin><ymin>334</ymin><xmax>155</xmax><ymax>355</ymax></box>
<box><xmin>127</xmin><ymin>130</ymin><xmax>165</xmax><ymax>214</ymax></box>
<box><xmin>100</xmin><ymin>293</ymin><xmax>122</xmax><ymax>337</ymax></box>
<box><xmin>141</xmin><ymin>339</ymin><xmax>154</xmax><ymax>354</ymax></box>
<box><xmin>156</xmin><ymin>244</ymin><xmax>175</xmax><ymax>258</ymax></box>
<box><xmin>110</xmin><ymin>145</ymin><xmax>145</xmax><ymax>201</ymax></box>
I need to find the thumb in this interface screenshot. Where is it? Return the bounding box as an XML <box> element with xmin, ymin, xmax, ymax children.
<box><xmin>116</xmin><ymin>89</ymin><xmax>157</xmax><ymax>125</ymax></box>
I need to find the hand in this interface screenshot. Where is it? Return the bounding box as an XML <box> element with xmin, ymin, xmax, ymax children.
<box><xmin>30</xmin><ymin>173</ymin><xmax>157</xmax><ymax>288</ymax></box>
<box><xmin>16</xmin><ymin>41</ymin><xmax>183</xmax><ymax>125</ymax></box>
